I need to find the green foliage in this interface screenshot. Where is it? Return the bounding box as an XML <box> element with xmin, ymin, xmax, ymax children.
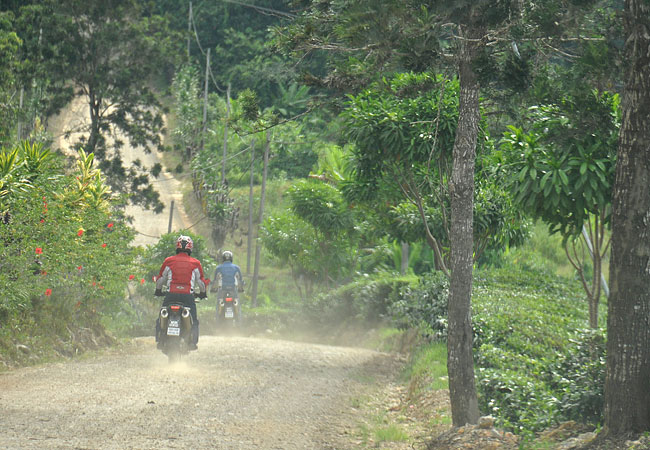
<box><xmin>171</xmin><ymin>65</ymin><xmax>203</xmax><ymax>159</ymax></box>
<box><xmin>1</xmin><ymin>141</ymin><xmax>56</xmax><ymax>211</ymax></box>
<box><xmin>303</xmin><ymin>272</ymin><xmax>415</xmax><ymax>324</ymax></box>
<box><xmin>12</xmin><ymin>0</ymin><xmax>181</xmax><ymax>211</ymax></box>
<box><xmin>267</xmin><ymin>121</ymin><xmax>319</xmax><ymax>179</ymax></box>
<box><xmin>343</xmin><ymin>72</ymin><xmax>459</xmax><ymax>183</ymax></box>
<box><xmin>0</xmin><ymin>12</ymin><xmax>21</xmax><ymax>146</ymax></box>
<box><xmin>389</xmin><ymin>271</ymin><xmax>449</xmax><ymax>337</ymax></box>
<box><xmin>478</xmin><ymin>368</ymin><xmax>561</xmax><ymax>434</ymax></box>
<box><xmin>544</xmin><ymin>328</ymin><xmax>606</xmax><ymax>424</ymax></box>
<box><xmin>472</xmin><ymin>266</ymin><xmax>606</xmax><ymax>433</ymax></box>
<box><xmin>288</xmin><ymin>180</ymin><xmax>353</xmax><ymax>237</ymax></box>
<box><xmin>341</xmin><ymin>71</ymin><xmax>528</xmax><ymax>266</ymax></box>
<box><xmin>404</xmin><ymin>342</ymin><xmax>449</xmax><ymax>392</ymax></box>
<box><xmin>499</xmin><ymin>91</ymin><xmax>619</xmax><ymax>237</ymax></box>
<box><xmin>261</xmin><ymin>179</ymin><xmax>359</xmax><ymax>293</ymax></box>
<box><xmin>0</xmin><ymin>142</ymin><xmax>137</xmax><ymax>359</ymax></box>
<box><xmin>237</xmin><ymin>88</ymin><xmax>260</xmax><ymax>122</ymax></box>
<box><xmin>260</xmin><ymin>212</ymin><xmax>319</xmax><ymax>296</ymax></box>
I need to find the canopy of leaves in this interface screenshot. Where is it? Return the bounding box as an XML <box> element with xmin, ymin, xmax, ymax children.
<box><xmin>342</xmin><ymin>72</ymin><xmax>459</xmax><ymax>189</ymax></box>
<box><xmin>499</xmin><ymin>90</ymin><xmax>619</xmax><ymax>237</ymax></box>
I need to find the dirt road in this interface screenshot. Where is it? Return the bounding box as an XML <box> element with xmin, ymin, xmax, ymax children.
<box><xmin>0</xmin><ymin>336</ymin><xmax>400</xmax><ymax>449</ymax></box>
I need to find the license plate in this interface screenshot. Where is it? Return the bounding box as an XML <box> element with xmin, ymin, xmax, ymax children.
<box><xmin>167</xmin><ymin>319</ymin><xmax>180</xmax><ymax>336</ymax></box>
<box><xmin>225</xmin><ymin>308</ymin><xmax>234</xmax><ymax>319</ymax></box>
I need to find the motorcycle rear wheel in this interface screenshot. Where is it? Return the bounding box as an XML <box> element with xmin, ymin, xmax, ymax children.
<box><xmin>165</xmin><ymin>339</ymin><xmax>182</xmax><ymax>364</ymax></box>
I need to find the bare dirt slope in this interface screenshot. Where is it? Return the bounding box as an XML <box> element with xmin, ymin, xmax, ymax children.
<box><xmin>0</xmin><ymin>336</ymin><xmax>402</xmax><ymax>449</ymax></box>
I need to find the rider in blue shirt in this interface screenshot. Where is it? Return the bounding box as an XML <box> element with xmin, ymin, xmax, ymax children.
<box><xmin>213</xmin><ymin>250</ymin><xmax>244</xmax><ymax>292</ymax></box>
<box><xmin>212</xmin><ymin>251</ymin><xmax>244</xmax><ymax>322</ymax></box>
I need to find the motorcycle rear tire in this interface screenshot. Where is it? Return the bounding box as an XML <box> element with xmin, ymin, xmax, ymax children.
<box><xmin>165</xmin><ymin>339</ymin><xmax>181</xmax><ymax>364</ymax></box>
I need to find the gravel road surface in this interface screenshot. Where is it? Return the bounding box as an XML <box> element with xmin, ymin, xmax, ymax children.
<box><xmin>0</xmin><ymin>336</ymin><xmax>399</xmax><ymax>449</ymax></box>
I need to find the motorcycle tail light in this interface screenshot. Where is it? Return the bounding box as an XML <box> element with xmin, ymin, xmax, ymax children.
<box><xmin>225</xmin><ymin>297</ymin><xmax>233</xmax><ymax>302</ymax></box>
<box><xmin>170</xmin><ymin>305</ymin><xmax>181</xmax><ymax>311</ymax></box>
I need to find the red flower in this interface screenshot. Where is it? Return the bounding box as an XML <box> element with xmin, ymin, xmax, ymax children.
<box><xmin>77</xmin><ymin>228</ymin><xmax>84</xmax><ymax>237</ymax></box>
<box><xmin>92</xmin><ymin>281</ymin><xmax>96</xmax><ymax>286</ymax></box>
<box><xmin>40</xmin><ymin>219</ymin><xmax>45</xmax><ymax>223</ymax></box>
<box><xmin>140</xmin><ymin>278</ymin><xmax>145</xmax><ymax>285</ymax></box>
<box><xmin>35</xmin><ymin>247</ymin><xmax>43</xmax><ymax>255</ymax></box>
<box><xmin>128</xmin><ymin>274</ymin><xmax>135</xmax><ymax>280</ymax></box>
<box><xmin>98</xmin><ymin>285</ymin><xmax>104</xmax><ymax>290</ymax></box>
<box><xmin>45</xmin><ymin>288</ymin><xmax>52</xmax><ymax>296</ymax></box>
<box><xmin>101</xmin><ymin>243</ymin><xmax>107</xmax><ymax>248</ymax></box>
<box><xmin>41</xmin><ymin>270</ymin><xmax>47</xmax><ymax>276</ymax></box>
<box><xmin>77</xmin><ymin>265</ymin><xmax>83</xmax><ymax>271</ymax></box>
<box><xmin>107</xmin><ymin>222</ymin><xmax>114</xmax><ymax>228</ymax></box>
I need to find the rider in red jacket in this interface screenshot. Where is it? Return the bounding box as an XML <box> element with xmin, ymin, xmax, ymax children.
<box><xmin>155</xmin><ymin>235</ymin><xmax>208</xmax><ymax>350</ymax></box>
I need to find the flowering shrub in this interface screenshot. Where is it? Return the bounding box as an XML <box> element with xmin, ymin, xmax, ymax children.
<box><xmin>0</xmin><ymin>142</ymin><xmax>137</xmax><ymax>358</ymax></box>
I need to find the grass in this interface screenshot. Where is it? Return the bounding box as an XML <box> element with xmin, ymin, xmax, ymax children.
<box><xmin>374</xmin><ymin>424</ymin><xmax>410</xmax><ymax>443</ymax></box>
<box><xmin>404</xmin><ymin>342</ymin><xmax>448</xmax><ymax>392</ymax></box>
<box><xmin>359</xmin><ymin>417</ymin><xmax>410</xmax><ymax>447</ymax></box>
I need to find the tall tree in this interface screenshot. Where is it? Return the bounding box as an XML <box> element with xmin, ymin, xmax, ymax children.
<box><xmin>278</xmin><ymin>0</ymin><xmax>606</xmax><ymax>426</ymax></box>
<box><xmin>603</xmin><ymin>0</ymin><xmax>650</xmax><ymax>436</ymax></box>
<box><xmin>500</xmin><ymin>91</ymin><xmax>620</xmax><ymax>329</ymax></box>
<box><xmin>18</xmin><ymin>0</ymin><xmax>181</xmax><ymax>211</ymax></box>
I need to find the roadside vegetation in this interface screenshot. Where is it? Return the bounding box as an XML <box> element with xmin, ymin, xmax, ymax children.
<box><xmin>2</xmin><ymin>0</ymin><xmax>649</xmax><ymax>447</ymax></box>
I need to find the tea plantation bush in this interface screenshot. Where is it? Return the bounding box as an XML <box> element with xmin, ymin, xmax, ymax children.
<box><xmin>472</xmin><ymin>266</ymin><xmax>606</xmax><ymax>434</ymax></box>
<box><xmin>308</xmin><ymin>265</ymin><xmax>607</xmax><ymax>435</ymax></box>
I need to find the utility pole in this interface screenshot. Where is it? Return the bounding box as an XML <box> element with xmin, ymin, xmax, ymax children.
<box><xmin>251</xmin><ymin>131</ymin><xmax>270</xmax><ymax>307</ymax></box>
<box><xmin>246</xmin><ymin>139</ymin><xmax>256</xmax><ymax>275</ymax></box>
<box><xmin>221</xmin><ymin>83</ymin><xmax>231</xmax><ymax>185</ymax></box>
<box><xmin>17</xmin><ymin>87</ymin><xmax>24</xmax><ymax>141</ymax></box>
<box><xmin>200</xmin><ymin>48</ymin><xmax>210</xmax><ymax>153</ymax></box>
<box><xmin>401</xmin><ymin>242</ymin><xmax>409</xmax><ymax>275</ymax></box>
<box><xmin>187</xmin><ymin>2</ymin><xmax>192</xmax><ymax>62</ymax></box>
<box><xmin>168</xmin><ymin>200</ymin><xmax>175</xmax><ymax>233</ymax></box>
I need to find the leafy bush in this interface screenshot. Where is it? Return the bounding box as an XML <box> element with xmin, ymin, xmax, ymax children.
<box><xmin>0</xmin><ymin>143</ymin><xmax>138</xmax><ymax>360</ymax></box>
<box><xmin>472</xmin><ymin>266</ymin><xmax>606</xmax><ymax>434</ymax></box>
<box><xmin>478</xmin><ymin>368</ymin><xmax>561</xmax><ymax>433</ymax></box>
<box><xmin>389</xmin><ymin>270</ymin><xmax>448</xmax><ymax>338</ymax></box>
<box><xmin>543</xmin><ymin>327</ymin><xmax>606</xmax><ymax>424</ymax></box>
<box><xmin>303</xmin><ymin>272</ymin><xmax>415</xmax><ymax>324</ymax></box>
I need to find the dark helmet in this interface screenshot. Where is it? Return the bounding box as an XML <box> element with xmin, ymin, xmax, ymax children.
<box><xmin>176</xmin><ymin>235</ymin><xmax>194</xmax><ymax>254</ymax></box>
<box><xmin>222</xmin><ymin>250</ymin><xmax>233</xmax><ymax>263</ymax></box>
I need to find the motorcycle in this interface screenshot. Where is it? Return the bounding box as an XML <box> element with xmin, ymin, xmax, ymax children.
<box><xmin>158</xmin><ymin>303</ymin><xmax>193</xmax><ymax>363</ymax></box>
<box><xmin>216</xmin><ymin>289</ymin><xmax>241</xmax><ymax>329</ymax></box>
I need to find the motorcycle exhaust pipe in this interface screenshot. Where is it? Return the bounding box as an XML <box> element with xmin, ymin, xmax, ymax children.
<box><xmin>160</xmin><ymin>307</ymin><xmax>169</xmax><ymax>318</ymax></box>
<box><xmin>182</xmin><ymin>307</ymin><xmax>191</xmax><ymax>318</ymax></box>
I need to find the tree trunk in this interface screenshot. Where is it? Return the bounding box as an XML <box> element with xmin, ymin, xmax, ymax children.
<box><xmin>446</xmin><ymin>25</ymin><xmax>482</xmax><ymax>427</ymax></box>
<box><xmin>251</xmin><ymin>131</ymin><xmax>270</xmax><ymax>308</ymax></box>
<box><xmin>247</xmin><ymin>139</ymin><xmax>255</xmax><ymax>276</ymax></box>
<box><xmin>87</xmin><ymin>89</ymin><xmax>102</xmax><ymax>158</ymax></box>
<box><xmin>603</xmin><ymin>0</ymin><xmax>650</xmax><ymax>436</ymax></box>
<box><xmin>221</xmin><ymin>83</ymin><xmax>231</xmax><ymax>185</ymax></box>
<box><xmin>400</xmin><ymin>242</ymin><xmax>409</xmax><ymax>275</ymax></box>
